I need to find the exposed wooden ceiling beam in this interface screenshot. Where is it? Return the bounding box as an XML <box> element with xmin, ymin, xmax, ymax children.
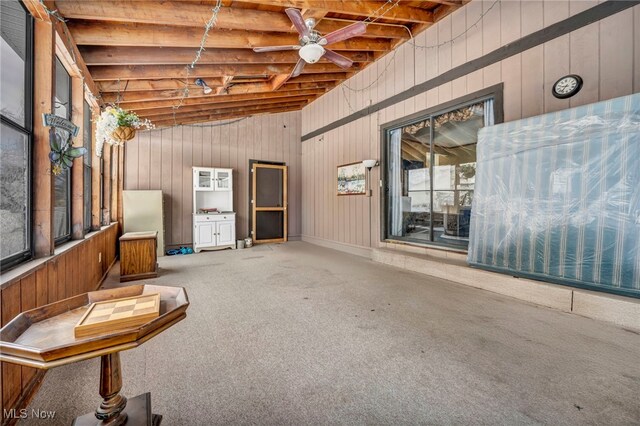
<box><xmin>142</xmin><ymin>100</ymin><xmax>308</xmax><ymax>122</ymax></box>
<box><xmin>233</xmin><ymin>1</ymin><xmax>434</xmax><ymax>23</ymax></box>
<box><xmin>54</xmin><ymin>1</ymin><xmax>408</xmax><ymax>38</ymax></box>
<box><xmin>22</xmin><ymin>3</ymin><xmax>102</xmax><ymax>104</ymax></box>
<box><xmin>285</xmin><ymin>72</ymin><xmax>352</xmax><ymax>84</ymax></box>
<box><xmin>68</xmin><ymin>21</ymin><xmax>390</xmax><ymax>51</ymax></box>
<box><xmin>79</xmin><ymin>46</ymin><xmax>374</xmax><ymax>66</ymax></box>
<box><xmin>89</xmin><ymin>63</ymin><xmax>354</xmax><ymax>81</ymax></box>
<box><xmin>97</xmin><ymin>78</ymin><xmax>224</xmax><ymax>93</ymax></box>
<box><xmin>153</xmin><ymin>105</ymin><xmax>303</xmax><ymax>128</ymax></box>
<box><xmin>277</xmin><ymin>81</ymin><xmax>334</xmax><ymax>91</ymax></box>
<box><xmin>269</xmin><ymin>74</ymin><xmax>290</xmax><ymax>91</ymax></box>
<box><xmin>100</xmin><ymin>82</ymin><xmax>328</xmax><ymax>103</ymax></box>
<box><xmin>138</xmin><ymin>96</ymin><xmax>314</xmax><ymax>118</ymax></box>
<box><xmin>225</xmin><ymin>79</ymin><xmax>331</xmax><ymax>95</ymax></box>
<box><xmin>23</xmin><ymin>0</ymin><xmax>52</xmax><ymax>22</ymax></box>
<box><xmin>301</xmin><ymin>8</ymin><xmax>328</xmax><ymax>23</ymax></box>
<box><xmin>101</xmin><ymin>79</ymin><xmax>335</xmax><ymax>102</ymax></box>
<box><xmin>111</xmin><ymin>88</ymin><xmax>329</xmax><ymax>110</ymax></box>
<box><xmin>433</xmin><ymin>3</ymin><xmax>463</xmax><ymax>22</ymax></box>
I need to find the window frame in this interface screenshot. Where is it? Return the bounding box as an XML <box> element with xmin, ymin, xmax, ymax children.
<box><xmin>0</xmin><ymin>1</ymin><xmax>34</xmax><ymax>270</ymax></box>
<box><xmin>83</xmin><ymin>100</ymin><xmax>92</xmax><ymax>232</ymax></box>
<box><xmin>53</xmin><ymin>56</ymin><xmax>72</xmax><ymax>246</ymax></box>
<box><xmin>380</xmin><ymin>84</ymin><xmax>504</xmax><ymax>252</ymax></box>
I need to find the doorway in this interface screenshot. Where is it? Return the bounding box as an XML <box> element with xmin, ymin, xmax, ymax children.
<box><xmin>250</xmin><ymin>161</ymin><xmax>288</xmax><ymax>243</ymax></box>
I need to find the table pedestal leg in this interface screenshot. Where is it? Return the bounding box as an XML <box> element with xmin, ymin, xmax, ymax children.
<box><xmin>96</xmin><ymin>353</ymin><xmax>128</xmax><ymax>426</ymax></box>
<box><xmin>73</xmin><ymin>352</ymin><xmax>162</xmax><ymax>426</ymax></box>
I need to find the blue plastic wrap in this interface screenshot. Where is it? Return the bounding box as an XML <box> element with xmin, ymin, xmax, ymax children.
<box><xmin>468</xmin><ymin>93</ymin><xmax>640</xmax><ymax>297</ymax></box>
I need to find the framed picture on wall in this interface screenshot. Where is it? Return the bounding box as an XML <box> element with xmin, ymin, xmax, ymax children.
<box><xmin>337</xmin><ymin>162</ymin><xmax>366</xmax><ymax>196</ymax></box>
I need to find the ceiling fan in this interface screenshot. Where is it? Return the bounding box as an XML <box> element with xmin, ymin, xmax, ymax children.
<box><xmin>253</xmin><ymin>8</ymin><xmax>366</xmax><ymax>78</ymax></box>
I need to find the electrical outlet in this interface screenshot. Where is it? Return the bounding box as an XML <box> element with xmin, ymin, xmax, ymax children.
<box><xmin>98</xmin><ymin>252</ymin><xmax>102</xmax><ymax>263</ymax></box>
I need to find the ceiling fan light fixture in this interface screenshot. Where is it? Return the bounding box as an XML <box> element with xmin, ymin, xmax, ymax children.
<box><xmin>299</xmin><ymin>43</ymin><xmax>325</xmax><ymax>64</ymax></box>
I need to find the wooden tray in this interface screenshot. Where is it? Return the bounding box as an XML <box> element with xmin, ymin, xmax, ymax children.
<box><xmin>74</xmin><ymin>293</ymin><xmax>160</xmax><ymax>338</ymax></box>
<box><xmin>0</xmin><ymin>284</ymin><xmax>189</xmax><ymax>369</ymax></box>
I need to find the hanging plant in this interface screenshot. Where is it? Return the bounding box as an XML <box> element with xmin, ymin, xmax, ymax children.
<box><xmin>49</xmin><ymin>133</ymin><xmax>87</xmax><ymax>176</ymax></box>
<box><xmin>95</xmin><ymin>106</ymin><xmax>154</xmax><ymax>157</ymax></box>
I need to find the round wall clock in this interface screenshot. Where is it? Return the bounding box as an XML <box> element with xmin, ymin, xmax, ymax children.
<box><xmin>552</xmin><ymin>75</ymin><xmax>583</xmax><ymax>99</ymax></box>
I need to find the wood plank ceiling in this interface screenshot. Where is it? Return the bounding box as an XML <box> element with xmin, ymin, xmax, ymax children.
<box><xmin>54</xmin><ymin>0</ymin><xmax>463</xmax><ymax>127</ymax></box>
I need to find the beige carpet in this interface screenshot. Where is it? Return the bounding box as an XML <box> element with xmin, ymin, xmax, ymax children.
<box><xmin>24</xmin><ymin>242</ymin><xmax>640</xmax><ymax>425</ymax></box>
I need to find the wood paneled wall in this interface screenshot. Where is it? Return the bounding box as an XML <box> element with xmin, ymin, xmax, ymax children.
<box><xmin>0</xmin><ymin>224</ymin><xmax>118</xmax><ymax>425</ymax></box>
<box><xmin>300</xmin><ymin>0</ymin><xmax>640</xmax><ymax>251</ymax></box>
<box><xmin>124</xmin><ymin>111</ymin><xmax>302</xmax><ymax>247</ymax></box>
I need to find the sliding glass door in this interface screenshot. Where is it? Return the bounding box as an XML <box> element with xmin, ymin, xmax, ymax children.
<box><xmin>385</xmin><ymin>98</ymin><xmax>494</xmax><ymax>250</ymax></box>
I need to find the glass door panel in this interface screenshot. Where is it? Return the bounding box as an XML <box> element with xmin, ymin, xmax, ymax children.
<box><xmin>386</xmin><ymin>100</ymin><xmax>490</xmax><ymax>249</ymax></box>
<box><xmin>194</xmin><ymin>168</ymin><xmax>213</xmax><ymax>190</ymax></box>
<box><xmin>214</xmin><ymin>169</ymin><xmax>231</xmax><ymax>191</ymax></box>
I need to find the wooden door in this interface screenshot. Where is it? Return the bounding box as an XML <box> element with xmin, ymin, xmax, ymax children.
<box><xmin>252</xmin><ymin>164</ymin><xmax>287</xmax><ymax>243</ymax></box>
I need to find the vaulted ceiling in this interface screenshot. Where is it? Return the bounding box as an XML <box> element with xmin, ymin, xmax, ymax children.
<box><xmin>54</xmin><ymin>0</ymin><xmax>464</xmax><ymax>127</ymax></box>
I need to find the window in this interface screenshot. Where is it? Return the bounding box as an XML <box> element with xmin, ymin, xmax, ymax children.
<box><xmin>384</xmin><ymin>97</ymin><xmax>496</xmax><ymax>250</ymax></box>
<box><xmin>83</xmin><ymin>101</ymin><xmax>92</xmax><ymax>231</ymax></box>
<box><xmin>54</xmin><ymin>58</ymin><xmax>71</xmax><ymax>243</ymax></box>
<box><xmin>1</xmin><ymin>0</ymin><xmax>32</xmax><ymax>269</ymax></box>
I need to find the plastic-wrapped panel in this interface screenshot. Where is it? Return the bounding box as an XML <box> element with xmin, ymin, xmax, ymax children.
<box><xmin>468</xmin><ymin>93</ymin><xmax>640</xmax><ymax>297</ymax></box>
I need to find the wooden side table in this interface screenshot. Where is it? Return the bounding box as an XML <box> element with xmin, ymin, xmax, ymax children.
<box><xmin>0</xmin><ymin>284</ymin><xmax>189</xmax><ymax>426</ymax></box>
<box><xmin>120</xmin><ymin>231</ymin><xmax>158</xmax><ymax>282</ymax></box>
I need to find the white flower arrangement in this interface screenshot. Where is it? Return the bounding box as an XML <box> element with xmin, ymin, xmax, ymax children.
<box><xmin>95</xmin><ymin>106</ymin><xmax>155</xmax><ymax>157</ymax></box>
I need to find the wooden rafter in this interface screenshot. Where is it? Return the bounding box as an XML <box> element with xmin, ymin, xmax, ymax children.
<box><xmin>54</xmin><ymin>1</ymin><xmax>408</xmax><ymax>38</ymax></box>
<box><xmin>111</xmin><ymin>88</ymin><xmax>329</xmax><ymax>110</ymax></box>
<box><xmin>139</xmin><ymin>97</ymin><xmax>314</xmax><ymax>119</ymax></box>
<box><xmin>233</xmin><ymin>1</ymin><xmax>434</xmax><ymax>24</ymax></box>
<box><xmin>79</xmin><ymin>46</ymin><xmax>374</xmax><ymax>66</ymax></box>
<box><xmin>148</xmin><ymin>102</ymin><xmax>308</xmax><ymax>125</ymax></box>
<box><xmin>68</xmin><ymin>21</ymin><xmax>391</xmax><ymax>51</ymax></box>
<box><xmin>97</xmin><ymin>78</ymin><xmax>224</xmax><ymax>93</ymax></box>
<box><xmin>89</xmin><ymin>63</ymin><xmax>355</xmax><ymax>81</ymax></box>
<box><xmin>153</xmin><ymin>105</ymin><xmax>304</xmax><ymax>128</ymax></box>
<box><xmin>42</xmin><ymin>0</ymin><xmax>460</xmax><ymax>125</ymax></box>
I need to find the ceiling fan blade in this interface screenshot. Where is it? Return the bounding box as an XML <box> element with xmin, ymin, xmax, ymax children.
<box><xmin>285</xmin><ymin>8</ymin><xmax>310</xmax><ymax>38</ymax></box>
<box><xmin>253</xmin><ymin>45</ymin><xmax>300</xmax><ymax>53</ymax></box>
<box><xmin>322</xmin><ymin>49</ymin><xmax>353</xmax><ymax>69</ymax></box>
<box><xmin>320</xmin><ymin>21</ymin><xmax>366</xmax><ymax>46</ymax></box>
<box><xmin>291</xmin><ymin>58</ymin><xmax>306</xmax><ymax>78</ymax></box>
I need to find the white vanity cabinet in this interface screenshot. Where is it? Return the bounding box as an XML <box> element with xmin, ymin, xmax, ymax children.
<box><xmin>192</xmin><ymin>167</ymin><xmax>236</xmax><ymax>252</ymax></box>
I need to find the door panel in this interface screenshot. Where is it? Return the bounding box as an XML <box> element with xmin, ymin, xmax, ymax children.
<box><xmin>252</xmin><ymin>164</ymin><xmax>287</xmax><ymax>243</ymax></box>
<box><xmin>197</xmin><ymin>222</ymin><xmax>215</xmax><ymax>245</ymax></box>
<box><xmin>255</xmin><ymin>211</ymin><xmax>284</xmax><ymax>240</ymax></box>
<box><xmin>214</xmin><ymin>169</ymin><xmax>232</xmax><ymax>191</ymax></box>
<box><xmin>194</xmin><ymin>168</ymin><xmax>214</xmax><ymax>191</ymax></box>
<box><xmin>217</xmin><ymin>221</ymin><xmax>235</xmax><ymax>246</ymax></box>
<box><xmin>255</xmin><ymin>167</ymin><xmax>283</xmax><ymax>207</ymax></box>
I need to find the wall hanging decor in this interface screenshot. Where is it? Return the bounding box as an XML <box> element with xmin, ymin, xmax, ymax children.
<box><xmin>337</xmin><ymin>162</ymin><xmax>366</xmax><ymax>195</ymax></box>
<box><xmin>49</xmin><ymin>132</ymin><xmax>86</xmax><ymax>176</ymax></box>
<box><xmin>95</xmin><ymin>106</ymin><xmax>155</xmax><ymax>157</ymax></box>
